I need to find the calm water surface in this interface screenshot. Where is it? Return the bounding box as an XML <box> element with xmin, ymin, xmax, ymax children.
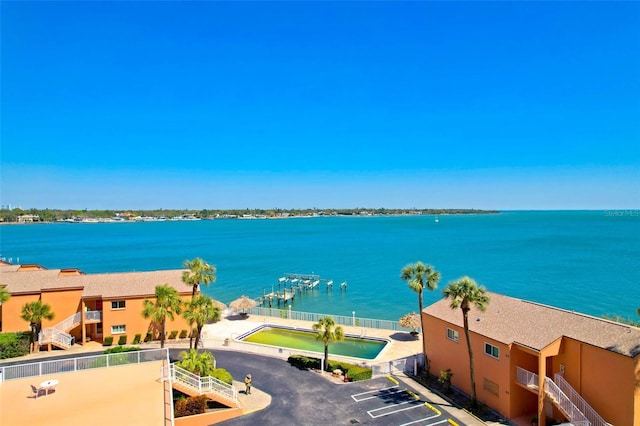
<box><xmin>1</xmin><ymin>211</ymin><xmax>638</xmax><ymax>321</ymax></box>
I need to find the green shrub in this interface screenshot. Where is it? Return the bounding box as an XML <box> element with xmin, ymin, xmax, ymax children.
<box><xmin>287</xmin><ymin>355</ymin><xmax>321</xmax><ymax>370</ymax></box>
<box><xmin>211</xmin><ymin>368</ymin><xmax>233</xmax><ymax>385</ymax></box>
<box><xmin>175</xmin><ymin>395</ymin><xmax>208</xmax><ymax>417</ymax></box>
<box><xmin>132</xmin><ymin>334</ymin><xmax>142</xmax><ymax>344</ymax></box>
<box><xmin>104</xmin><ymin>346</ymin><xmax>141</xmax><ymax>354</ymax></box>
<box><xmin>169</xmin><ymin>330</ymin><xmax>178</xmax><ymax>339</ymax></box>
<box><xmin>144</xmin><ymin>332</ymin><xmax>153</xmax><ymax>342</ymax></box>
<box><xmin>0</xmin><ymin>333</ymin><xmax>29</xmax><ymax>359</ymax></box>
<box><xmin>341</xmin><ymin>363</ymin><xmax>372</xmax><ymax>382</ymax></box>
<box><xmin>179</xmin><ymin>330</ymin><xmax>188</xmax><ymax>339</ymax></box>
<box><xmin>286</xmin><ymin>356</ymin><xmax>371</xmax><ymax>381</ymax></box>
<box><xmin>103</xmin><ymin>336</ymin><xmax>113</xmax><ymax>346</ymax></box>
<box><xmin>118</xmin><ymin>335</ymin><xmax>127</xmax><ymax>345</ymax></box>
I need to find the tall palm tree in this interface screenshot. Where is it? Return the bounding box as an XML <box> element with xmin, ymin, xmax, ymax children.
<box><xmin>177</xmin><ymin>349</ymin><xmax>216</xmax><ymax>377</ymax></box>
<box><xmin>0</xmin><ymin>286</ymin><xmax>10</xmax><ymax>304</ymax></box>
<box><xmin>142</xmin><ymin>284</ymin><xmax>183</xmax><ymax>348</ymax></box>
<box><xmin>400</xmin><ymin>262</ymin><xmax>440</xmax><ymax>358</ymax></box>
<box><xmin>20</xmin><ymin>300</ymin><xmax>55</xmax><ymax>353</ymax></box>
<box><xmin>182</xmin><ymin>294</ymin><xmax>221</xmax><ymax>349</ymax></box>
<box><xmin>182</xmin><ymin>258</ymin><xmax>217</xmax><ymax>299</ymax></box>
<box><xmin>442</xmin><ymin>276</ymin><xmax>490</xmax><ymax>408</ymax></box>
<box><xmin>312</xmin><ymin>316</ymin><xmax>344</xmax><ymax>371</ymax></box>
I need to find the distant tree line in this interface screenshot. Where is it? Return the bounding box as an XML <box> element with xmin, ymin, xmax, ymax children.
<box><xmin>0</xmin><ymin>207</ymin><xmax>499</xmax><ymax>223</ymax></box>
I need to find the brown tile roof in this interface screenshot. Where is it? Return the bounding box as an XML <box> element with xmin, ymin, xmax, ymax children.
<box><xmin>0</xmin><ymin>267</ymin><xmax>192</xmax><ymax>298</ymax></box>
<box><xmin>81</xmin><ymin>270</ymin><xmax>192</xmax><ymax>298</ymax></box>
<box><xmin>424</xmin><ymin>292</ymin><xmax>640</xmax><ymax>358</ymax></box>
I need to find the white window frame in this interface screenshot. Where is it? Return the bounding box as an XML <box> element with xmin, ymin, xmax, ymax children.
<box><xmin>446</xmin><ymin>328</ymin><xmax>459</xmax><ymax>342</ymax></box>
<box><xmin>484</xmin><ymin>342</ymin><xmax>499</xmax><ymax>359</ymax></box>
<box><xmin>111</xmin><ymin>300</ymin><xmax>126</xmax><ymax>310</ymax></box>
<box><xmin>111</xmin><ymin>325</ymin><xmax>126</xmax><ymax>334</ymax></box>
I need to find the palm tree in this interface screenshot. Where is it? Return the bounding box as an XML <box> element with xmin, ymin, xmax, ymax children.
<box><xmin>442</xmin><ymin>276</ymin><xmax>490</xmax><ymax>408</ymax></box>
<box><xmin>182</xmin><ymin>258</ymin><xmax>217</xmax><ymax>299</ymax></box>
<box><xmin>177</xmin><ymin>348</ymin><xmax>216</xmax><ymax>377</ymax></box>
<box><xmin>400</xmin><ymin>262</ymin><xmax>440</xmax><ymax>357</ymax></box>
<box><xmin>312</xmin><ymin>316</ymin><xmax>344</xmax><ymax>371</ymax></box>
<box><xmin>0</xmin><ymin>286</ymin><xmax>10</xmax><ymax>304</ymax></box>
<box><xmin>182</xmin><ymin>294</ymin><xmax>221</xmax><ymax>349</ymax></box>
<box><xmin>20</xmin><ymin>300</ymin><xmax>55</xmax><ymax>353</ymax></box>
<box><xmin>142</xmin><ymin>284</ymin><xmax>183</xmax><ymax>348</ymax></box>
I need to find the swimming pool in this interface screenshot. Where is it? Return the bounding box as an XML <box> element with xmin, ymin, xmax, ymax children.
<box><xmin>238</xmin><ymin>325</ymin><xmax>388</xmax><ymax>360</ymax></box>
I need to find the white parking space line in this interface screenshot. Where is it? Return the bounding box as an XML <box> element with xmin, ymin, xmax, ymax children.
<box><xmin>354</xmin><ymin>388</ymin><xmax>406</xmax><ymax>402</ymax></box>
<box><xmin>367</xmin><ymin>400</ymin><xmax>425</xmax><ymax>418</ymax></box>
<box><xmin>351</xmin><ymin>386</ymin><xmax>401</xmax><ymax>401</ymax></box>
<box><xmin>397</xmin><ymin>413</ymin><xmax>441</xmax><ymax>426</ymax></box>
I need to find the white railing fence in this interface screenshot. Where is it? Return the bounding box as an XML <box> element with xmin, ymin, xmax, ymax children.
<box><xmin>85</xmin><ymin>310</ymin><xmax>102</xmax><ymax>322</ymax></box>
<box><xmin>370</xmin><ymin>353</ymin><xmax>425</xmax><ymax>378</ymax></box>
<box><xmin>0</xmin><ymin>348</ymin><xmax>168</xmax><ymax>382</ymax></box>
<box><xmin>516</xmin><ymin>365</ymin><xmax>538</xmax><ymax>388</ymax></box>
<box><xmin>54</xmin><ymin>312</ymin><xmax>82</xmax><ymax>332</ymax></box>
<box><xmin>203</xmin><ymin>337</ymin><xmax>373</xmax><ymax>367</ymax></box>
<box><xmin>516</xmin><ymin>367</ymin><xmax>590</xmax><ymax>426</ymax></box>
<box><xmin>38</xmin><ymin>310</ymin><xmax>103</xmax><ymax>348</ymax></box>
<box><xmin>555</xmin><ymin>374</ymin><xmax>610</xmax><ymax>426</ymax></box>
<box><xmin>168</xmin><ymin>364</ymin><xmax>237</xmax><ymax>403</ymax></box>
<box><xmin>246</xmin><ymin>307</ymin><xmax>413</xmax><ymax>332</ymax></box>
<box><xmin>38</xmin><ymin>328</ymin><xmax>73</xmax><ymax>348</ymax></box>
<box><xmin>544</xmin><ymin>376</ymin><xmax>590</xmax><ymax>425</ymax></box>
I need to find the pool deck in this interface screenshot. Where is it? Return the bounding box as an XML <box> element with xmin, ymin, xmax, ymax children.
<box><xmin>202</xmin><ymin>314</ymin><xmax>424</xmax><ymax>363</ymax></box>
<box><xmin>0</xmin><ymin>361</ymin><xmax>168</xmax><ymax>426</ymax></box>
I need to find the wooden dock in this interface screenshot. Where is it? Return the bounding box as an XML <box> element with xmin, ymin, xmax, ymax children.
<box><xmin>259</xmin><ymin>273</ymin><xmax>346</xmax><ymax>307</ymax></box>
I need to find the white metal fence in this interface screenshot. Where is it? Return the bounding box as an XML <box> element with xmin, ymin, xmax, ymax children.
<box><xmin>167</xmin><ymin>363</ymin><xmax>237</xmax><ymax>403</ymax></box>
<box><xmin>247</xmin><ymin>306</ymin><xmax>413</xmax><ymax>332</ymax></box>
<box><xmin>203</xmin><ymin>337</ymin><xmax>374</xmax><ymax>367</ymax></box>
<box><xmin>0</xmin><ymin>348</ymin><xmax>168</xmax><ymax>382</ymax></box>
<box><xmin>370</xmin><ymin>354</ymin><xmax>425</xmax><ymax>378</ymax></box>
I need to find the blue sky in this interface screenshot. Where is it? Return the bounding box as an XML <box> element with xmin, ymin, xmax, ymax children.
<box><xmin>2</xmin><ymin>1</ymin><xmax>638</xmax><ymax>210</ymax></box>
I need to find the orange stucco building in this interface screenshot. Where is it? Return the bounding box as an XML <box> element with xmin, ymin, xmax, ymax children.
<box><xmin>424</xmin><ymin>292</ymin><xmax>640</xmax><ymax>426</ymax></box>
<box><xmin>0</xmin><ymin>261</ymin><xmax>193</xmax><ymax>349</ymax></box>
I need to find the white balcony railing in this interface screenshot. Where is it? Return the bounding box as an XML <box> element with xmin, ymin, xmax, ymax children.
<box><xmin>85</xmin><ymin>310</ymin><xmax>102</xmax><ymax>322</ymax></box>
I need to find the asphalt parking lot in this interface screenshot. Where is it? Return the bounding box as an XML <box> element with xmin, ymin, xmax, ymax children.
<box><xmin>197</xmin><ymin>349</ymin><xmax>472</xmax><ymax>426</ymax></box>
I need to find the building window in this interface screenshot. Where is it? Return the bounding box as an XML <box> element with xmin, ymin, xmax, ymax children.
<box><xmin>446</xmin><ymin>328</ymin><xmax>459</xmax><ymax>342</ymax></box>
<box><xmin>484</xmin><ymin>343</ymin><xmax>499</xmax><ymax>359</ymax></box>
<box><xmin>111</xmin><ymin>300</ymin><xmax>126</xmax><ymax>310</ymax></box>
<box><xmin>111</xmin><ymin>325</ymin><xmax>126</xmax><ymax>334</ymax></box>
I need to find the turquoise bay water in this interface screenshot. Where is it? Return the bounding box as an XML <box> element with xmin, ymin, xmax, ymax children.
<box><xmin>1</xmin><ymin>211</ymin><xmax>638</xmax><ymax>322</ymax></box>
<box><xmin>241</xmin><ymin>326</ymin><xmax>386</xmax><ymax>359</ymax></box>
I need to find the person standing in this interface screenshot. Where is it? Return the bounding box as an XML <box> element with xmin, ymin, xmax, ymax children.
<box><xmin>244</xmin><ymin>373</ymin><xmax>252</xmax><ymax>395</ymax></box>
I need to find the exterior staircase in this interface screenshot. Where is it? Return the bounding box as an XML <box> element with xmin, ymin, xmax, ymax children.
<box><xmin>163</xmin><ymin>363</ymin><xmax>238</xmax><ymax>407</ymax></box>
<box><xmin>516</xmin><ymin>367</ymin><xmax>611</xmax><ymax>426</ymax></box>
<box><xmin>38</xmin><ymin>310</ymin><xmax>102</xmax><ymax>349</ymax></box>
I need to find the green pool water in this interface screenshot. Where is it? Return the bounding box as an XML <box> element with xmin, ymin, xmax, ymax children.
<box><xmin>240</xmin><ymin>326</ymin><xmax>387</xmax><ymax>360</ymax></box>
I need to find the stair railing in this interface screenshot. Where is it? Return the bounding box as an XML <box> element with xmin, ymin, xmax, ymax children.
<box><xmin>544</xmin><ymin>376</ymin><xmax>590</xmax><ymax>426</ymax></box>
<box><xmin>554</xmin><ymin>374</ymin><xmax>610</xmax><ymax>426</ymax></box>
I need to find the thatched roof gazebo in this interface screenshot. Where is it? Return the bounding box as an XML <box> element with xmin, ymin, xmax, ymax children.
<box><xmin>229</xmin><ymin>295</ymin><xmax>257</xmax><ymax>316</ymax></box>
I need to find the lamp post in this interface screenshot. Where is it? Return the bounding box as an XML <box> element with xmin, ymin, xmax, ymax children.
<box><xmin>352</xmin><ymin>311</ymin><xmax>355</xmax><ymax>326</ymax></box>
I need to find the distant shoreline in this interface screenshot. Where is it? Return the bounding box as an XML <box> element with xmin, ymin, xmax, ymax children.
<box><xmin>0</xmin><ymin>208</ymin><xmax>501</xmax><ymax>224</ymax></box>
